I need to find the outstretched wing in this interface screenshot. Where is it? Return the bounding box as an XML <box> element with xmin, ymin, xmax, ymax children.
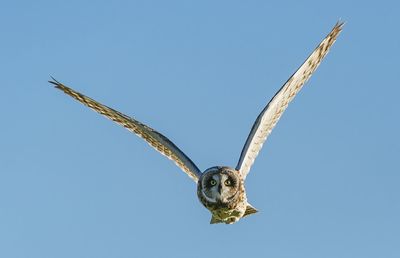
<box><xmin>51</xmin><ymin>79</ymin><xmax>202</xmax><ymax>182</ymax></box>
<box><xmin>236</xmin><ymin>22</ymin><xmax>344</xmax><ymax>179</ymax></box>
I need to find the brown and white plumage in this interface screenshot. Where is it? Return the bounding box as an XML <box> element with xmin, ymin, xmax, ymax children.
<box><xmin>52</xmin><ymin>22</ymin><xmax>343</xmax><ymax>224</ymax></box>
<box><xmin>50</xmin><ymin>78</ymin><xmax>202</xmax><ymax>182</ymax></box>
<box><xmin>236</xmin><ymin>22</ymin><xmax>344</xmax><ymax>179</ymax></box>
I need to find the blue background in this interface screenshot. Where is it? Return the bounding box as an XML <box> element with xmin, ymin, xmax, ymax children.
<box><xmin>1</xmin><ymin>1</ymin><xmax>399</xmax><ymax>257</ymax></box>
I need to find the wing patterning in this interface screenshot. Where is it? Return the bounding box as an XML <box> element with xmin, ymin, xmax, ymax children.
<box><xmin>51</xmin><ymin>79</ymin><xmax>202</xmax><ymax>182</ymax></box>
<box><xmin>236</xmin><ymin>22</ymin><xmax>344</xmax><ymax>179</ymax></box>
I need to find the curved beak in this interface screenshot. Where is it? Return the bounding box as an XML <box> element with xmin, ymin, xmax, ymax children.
<box><xmin>217</xmin><ymin>184</ymin><xmax>222</xmax><ymax>195</ymax></box>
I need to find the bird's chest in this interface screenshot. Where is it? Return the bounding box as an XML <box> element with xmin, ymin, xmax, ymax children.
<box><xmin>211</xmin><ymin>200</ymin><xmax>247</xmax><ymax>222</ymax></box>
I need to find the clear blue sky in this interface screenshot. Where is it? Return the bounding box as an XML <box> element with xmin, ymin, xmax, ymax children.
<box><xmin>1</xmin><ymin>1</ymin><xmax>399</xmax><ymax>257</ymax></box>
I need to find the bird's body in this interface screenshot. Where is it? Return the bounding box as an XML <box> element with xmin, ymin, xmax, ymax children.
<box><xmin>51</xmin><ymin>22</ymin><xmax>343</xmax><ymax>224</ymax></box>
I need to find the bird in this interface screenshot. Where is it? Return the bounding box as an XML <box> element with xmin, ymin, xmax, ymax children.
<box><xmin>50</xmin><ymin>22</ymin><xmax>343</xmax><ymax>224</ymax></box>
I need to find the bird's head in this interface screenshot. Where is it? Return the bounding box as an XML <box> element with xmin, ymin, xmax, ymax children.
<box><xmin>197</xmin><ymin>166</ymin><xmax>242</xmax><ymax>205</ymax></box>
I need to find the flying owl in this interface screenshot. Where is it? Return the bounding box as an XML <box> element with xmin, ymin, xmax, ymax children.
<box><xmin>51</xmin><ymin>22</ymin><xmax>343</xmax><ymax>224</ymax></box>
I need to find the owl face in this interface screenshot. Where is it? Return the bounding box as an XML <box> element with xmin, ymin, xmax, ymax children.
<box><xmin>198</xmin><ymin>167</ymin><xmax>241</xmax><ymax>205</ymax></box>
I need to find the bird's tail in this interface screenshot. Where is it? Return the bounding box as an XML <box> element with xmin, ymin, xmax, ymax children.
<box><xmin>243</xmin><ymin>203</ymin><xmax>258</xmax><ymax>217</ymax></box>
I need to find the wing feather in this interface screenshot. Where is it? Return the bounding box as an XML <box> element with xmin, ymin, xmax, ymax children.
<box><xmin>51</xmin><ymin>79</ymin><xmax>202</xmax><ymax>182</ymax></box>
<box><xmin>236</xmin><ymin>22</ymin><xmax>344</xmax><ymax>179</ymax></box>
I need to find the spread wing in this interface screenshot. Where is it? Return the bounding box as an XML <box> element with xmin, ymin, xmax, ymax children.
<box><xmin>51</xmin><ymin>79</ymin><xmax>202</xmax><ymax>182</ymax></box>
<box><xmin>236</xmin><ymin>22</ymin><xmax>344</xmax><ymax>179</ymax></box>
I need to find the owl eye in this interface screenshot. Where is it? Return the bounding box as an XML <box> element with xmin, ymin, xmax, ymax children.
<box><xmin>210</xmin><ymin>179</ymin><xmax>217</xmax><ymax>186</ymax></box>
<box><xmin>224</xmin><ymin>179</ymin><xmax>232</xmax><ymax>186</ymax></box>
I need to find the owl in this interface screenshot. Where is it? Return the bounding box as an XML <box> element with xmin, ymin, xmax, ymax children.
<box><xmin>51</xmin><ymin>22</ymin><xmax>343</xmax><ymax>224</ymax></box>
